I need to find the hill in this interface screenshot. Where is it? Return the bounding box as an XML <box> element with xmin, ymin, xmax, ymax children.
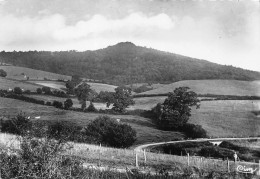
<box><xmin>139</xmin><ymin>80</ymin><xmax>260</xmax><ymax>96</ymax></box>
<box><xmin>0</xmin><ymin>65</ymin><xmax>71</xmax><ymax>81</ymax></box>
<box><xmin>1</xmin><ymin>42</ymin><xmax>260</xmax><ymax>85</ymax></box>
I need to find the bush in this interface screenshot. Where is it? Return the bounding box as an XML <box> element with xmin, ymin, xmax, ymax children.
<box><xmin>181</xmin><ymin>123</ymin><xmax>208</xmax><ymax>139</ymax></box>
<box><xmin>13</xmin><ymin>87</ymin><xmax>22</xmax><ymax>94</ymax></box>
<box><xmin>0</xmin><ymin>69</ymin><xmax>7</xmax><ymax>77</ymax></box>
<box><xmin>86</xmin><ymin>102</ymin><xmax>97</xmax><ymax>112</ymax></box>
<box><xmin>53</xmin><ymin>100</ymin><xmax>63</xmax><ymax>109</ymax></box>
<box><xmin>24</xmin><ymin>90</ymin><xmax>31</xmax><ymax>94</ymax></box>
<box><xmin>64</xmin><ymin>98</ymin><xmax>73</xmax><ymax>109</ymax></box>
<box><xmin>46</xmin><ymin>101</ymin><xmax>52</xmax><ymax>106</ymax></box>
<box><xmin>84</xmin><ymin>116</ymin><xmax>136</xmax><ymax>148</ymax></box>
<box><xmin>0</xmin><ymin>135</ymin><xmax>84</xmax><ymax>179</ymax></box>
<box><xmin>47</xmin><ymin>121</ymin><xmax>83</xmax><ymax>142</ymax></box>
<box><xmin>36</xmin><ymin>88</ymin><xmax>42</xmax><ymax>94</ymax></box>
<box><xmin>0</xmin><ymin>113</ymin><xmax>32</xmax><ymax>135</ymax></box>
<box><xmin>42</xmin><ymin>86</ymin><xmax>52</xmax><ymax>95</ymax></box>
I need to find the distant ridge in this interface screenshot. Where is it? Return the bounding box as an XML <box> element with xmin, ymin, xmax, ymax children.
<box><xmin>1</xmin><ymin>42</ymin><xmax>260</xmax><ymax>85</ymax></box>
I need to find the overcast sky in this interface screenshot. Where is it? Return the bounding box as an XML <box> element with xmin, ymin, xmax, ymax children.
<box><xmin>0</xmin><ymin>0</ymin><xmax>259</xmax><ymax>71</ymax></box>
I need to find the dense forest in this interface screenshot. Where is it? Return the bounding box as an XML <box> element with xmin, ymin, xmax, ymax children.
<box><xmin>1</xmin><ymin>42</ymin><xmax>260</xmax><ymax>85</ymax></box>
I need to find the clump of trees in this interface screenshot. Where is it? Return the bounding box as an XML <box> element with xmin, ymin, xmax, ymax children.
<box><xmin>0</xmin><ymin>69</ymin><xmax>7</xmax><ymax>77</ymax></box>
<box><xmin>99</xmin><ymin>86</ymin><xmax>135</xmax><ymax>113</ymax></box>
<box><xmin>150</xmin><ymin>87</ymin><xmax>207</xmax><ymax>138</ymax></box>
<box><xmin>64</xmin><ymin>98</ymin><xmax>73</xmax><ymax>109</ymax></box>
<box><xmin>13</xmin><ymin>87</ymin><xmax>23</xmax><ymax>94</ymax></box>
<box><xmin>84</xmin><ymin>116</ymin><xmax>136</xmax><ymax>148</ymax></box>
<box><xmin>151</xmin><ymin>87</ymin><xmax>200</xmax><ymax>129</ymax></box>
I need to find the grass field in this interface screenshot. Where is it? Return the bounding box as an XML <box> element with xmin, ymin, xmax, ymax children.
<box><xmin>0</xmin><ymin>65</ymin><xmax>71</xmax><ymax>80</ymax></box>
<box><xmin>131</xmin><ymin>97</ymin><xmax>260</xmax><ymax>137</ymax></box>
<box><xmin>0</xmin><ymin>77</ymin><xmax>42</xmax><ymax>91</ymax></box>
<box><xmin>140</xmin><ymin>80</ymin><xmax>260</xmax><ymax>96</ymax></box>
<box><xmin>0</xmin><ymin>97</ymin><xmax>183</xmax><ymax>145</ymax></box>
<box><xmin>28</xmin><ymin>81</ymin><xmax>117</xmax><ymax>93</ymax></box>
<box><xmin>29</xmin><ymin>81</ymin><xmax>67</xmax><ymax>90</ymax></box>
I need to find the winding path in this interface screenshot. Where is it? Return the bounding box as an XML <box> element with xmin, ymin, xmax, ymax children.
<box><xmin>134</xmin><ymin>137</ymin><xmax>260</xmax><ymax>151</ymax></box>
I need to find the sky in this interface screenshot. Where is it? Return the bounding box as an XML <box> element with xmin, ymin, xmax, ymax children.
<box><xmin>0</xmin><ymin>0</ymin><xmax>259</xmax><ymax>71</ymax></box>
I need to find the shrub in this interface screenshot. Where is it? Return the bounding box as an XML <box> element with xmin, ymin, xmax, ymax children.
<box><xmin>47</xmin><ymin>121</ymin><xmax>83</xmax><ymax>142</ymax></box>
<box><xmin>86</xmin><ymin>102</ymin><xmax>97</xmax><ymax>112</ymax></box>
<box><xmin>0</xmin><ymin>113</ymin><xmax>32</xmax><ymax>135</ymax></box>
<box><xmin>42</xmin><ymin>86</ymin><xmax>52</xmax><ymax>95</ymax></box>
<box><xmin>13</xmin><ymin>87</ymin><xmax>22</xmax><ymax>94</ymax></box>
<box><xmin>53</xmin><ymin>100</ymin><xmax>63</xmax><ymax>109</ymax></box>
<box><xmin>0</xmin><ymin>69</ymin><xmax>7</xmax><ymax>77</ymax></box>
<box><xmin>84</xmin><ymin>116</ymin><xmax>136</xmax><ymax>148</ymax></box>
<box><xmin>181</xmin><ymin>123</ymin><xmax>208</xmax><ymax>139</ymax></box>
<box><xmin>64</xmin><ymin>98</ymin><xmax>73</xmax><ymax>109</ymax></box>
<box><xmin>46</xmin><ymin>101</ymin><xmax>52</xmax><ymax>106</ymax></box>
<box><xmin>0</xmin><ymin>135</ymin><xmax>84</xmax><ymax>179</ymax></box>
<box><xmin>24</xmin><ymin>89</ymin><xmax>31</xmax><ymax>94</ymax></box>
<box><xmin>36</xmin><ymin>88</ymin><xmax>42</xmax><ymax>94</ymax></box>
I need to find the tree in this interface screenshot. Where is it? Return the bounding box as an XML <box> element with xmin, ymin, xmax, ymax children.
<box><xmin>65</xmin><ymin>75</ymin><xmax>82</xmax><ymax>94</ymax></box>
<box><xmin>0</xmin><ymin>69</ymin><xmax>7</xmax><ymax>77</ymax></box>
<box><xmin>64</xmin><ymin>98</ymin><xmax>73</xmax><ymax>109</ymax></box>
<box><xmin>53</xmin><ymin>100</ymin><xmax>63</xmax><ymax>109</ymax></box>
<box><xmin>156</xmin><ymin>87</ymin><xmax>200</xmax><ymax>129</ymax></box>
<box><xmin>84</xmin><ymin>116</ymin><xmax>136</xmax><ymax>148</ymax></box>
<box><xmin>42</xmin><ymin>86</ymin><xmax>52</xmax><ymax>95</ymax></box>
<box><xmin>14</xmin><ymin>87</ymin><xmax>23</xmax><ymax>94</ymax></box>
<box><xmin>106</xmin><ymin>86</ymin><xmax>134</xmax><ymax>113</ymax></box>
<box><xmin>36</xmin><ymin>88</ymin><xmax>42</xmax><ymax>94</ymax></box>
<box><xmin>74</xmin><ymin>82</ymin><xmax>92</xmax><ymax>110</ymax></box>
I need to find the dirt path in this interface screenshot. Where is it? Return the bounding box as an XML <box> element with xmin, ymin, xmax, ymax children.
<box><xmin>134</xmin><ymin>137</ymin><xmax>260</xmax><ymax>151</ymax></box>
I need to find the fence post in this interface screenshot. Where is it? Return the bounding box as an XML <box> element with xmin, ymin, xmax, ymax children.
<box><xmin>227</xmin><ymin>158</ymin><xmax>230</xmax><ymax>173</ymax></box>
<box><xmin>98</xmin><ymin>143</ymin><xmax>101</xmax><ymax>166</ymax></box>
<box><xmin>258</xmin><ymin>160</ymin><xmax>260</xmax><ymax>176</ymax></box>
<box><xmin>143</xmin><ymin>149</ymin><xmax>147</xmax><ymax>164</ymax></box>
<box><xmin>187</xmin><ymin>153</ymin><xmax>190</xmax><ymax>166</ymax></box>
<box><xmin>135</xmin><ymin>152</ymin><xmax>139</xmax><ymax>168</ymax></box>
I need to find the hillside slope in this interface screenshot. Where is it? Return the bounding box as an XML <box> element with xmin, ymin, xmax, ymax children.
<box><xmin>0</xmin><ymin>65</ymin><xmax>71</xmax><ymax>80</ymax></box>
<box><xmin>140</xmin><ymin>80</ymin><xmax>260</xmax><ymax>96</ymax></box>
<box><xmin>1</xmin><ymin>42</ymin><xmax>260</xmax><ymax>85</ymax></box>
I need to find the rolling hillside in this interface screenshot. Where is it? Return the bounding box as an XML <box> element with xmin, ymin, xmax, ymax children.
<box><xmin>0</xmin><ymin>77</ymin><xmax>42</xmax><ymax>91</ymax></box>
<box><xmin>0</xmin><ymin>65</ymin><xmax>71</xmax><ymax>81</ymax></box>
<box><xmin>140</xmin><ymin>80</ymin><xmax>260</xmax><ymax>96</ymax></box>
<box><xmin>1</xmin><ymin>42</ymin><xmax>260</xmax><ymax>85</ymax></box>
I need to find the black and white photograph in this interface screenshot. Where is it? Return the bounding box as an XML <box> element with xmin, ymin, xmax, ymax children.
<box><xmin>0</xmin><ymin>0</ymin><xmax>260</xmax><ymax>178</ymax></box>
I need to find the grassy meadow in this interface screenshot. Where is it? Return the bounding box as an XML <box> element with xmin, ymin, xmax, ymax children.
<box><xmin>140</xmin><ymin>80</ymin><xmax>260</xmax><ymax>96</ymax></box>
<box><xmin>0</xmin><ymin>65</ymin><xmax>71</xmax><ymax>80</ymax></box>
<box><xmin>0</xmin><ymin>77</ymin><xmax>42</xmax><ymax>91</ymax></box>
<box><xmin>130</xmin><ymin>96</ymin><xmax>260</xmax><ymax>137</ymax></box>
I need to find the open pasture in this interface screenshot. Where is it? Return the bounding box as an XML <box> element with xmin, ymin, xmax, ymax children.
<box><xmin>0</xmin><ymin>77</ymin><xmax>42</xmax><ymax>91</ymax></box>
<box><xmin>190</xmin><ymin>100</ymin><xmax>260</xmax><ymax>137</ymax></box>
<box><xmin>131</xmin><ymin>96</ymin><xmax>260</xmax><ymax>137</ymax></box>
<box><xmin>140</xmin><ymin>80</ymin><xmax>260</xmax><ymax>96</ymax></box>
<box><xmin>0</xmin><ymin>65</ymin><xmax>71</xmax><ymax>80</ymax></box>
<box><xmin>0</xmin><ymin>97</ymin><xmax>183</xmax><ymax>145</ymax></box>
